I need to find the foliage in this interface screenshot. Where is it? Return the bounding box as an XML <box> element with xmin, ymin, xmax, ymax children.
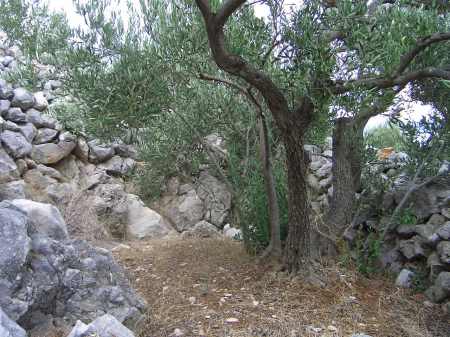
<box><xmin>365</xmin><ymin>123</ymin><xmax>408</xmax><ymax>152</ymax></box>
<box><xmin>0</xmin><ymin>0</ymin><xmax>71</xmax><ymax>59</ymax></box>
<box><xmin>355</xmin><ymin>230</ymin><xmax>382</xmax><ymax>276</ymax></box>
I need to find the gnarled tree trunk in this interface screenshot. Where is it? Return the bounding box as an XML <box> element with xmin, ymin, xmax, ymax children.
<box><xmin>327</xmin><ymin>117</ymin><xmax>366</xmax><ymax>235</ymax></box>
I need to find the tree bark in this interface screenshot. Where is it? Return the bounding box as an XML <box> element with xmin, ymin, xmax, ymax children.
<box><xmin>257</xmin><ymin>113</ymin><xmax>282</xmax><ymax>258</ymax></box>
<box><xmin>327</xmin><ymin>117</ymin><xmax>365</xmax><ymax>235</ymax></box>
<box><xmin>283</xmin><ymin>126</ymin><xmax>312</xmax><ymax>272</ymax></box>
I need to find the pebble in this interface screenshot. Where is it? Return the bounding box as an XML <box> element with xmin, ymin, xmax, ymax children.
<box><xmin>225</xmin><ymin>317</ymin><xmax>239</xmax><ymax>324</ymax></box>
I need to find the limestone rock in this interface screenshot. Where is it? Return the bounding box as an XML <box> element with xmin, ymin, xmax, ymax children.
<box><xmin>0</xmin><ymin>307</ymin><xmax>26</xmax><ymax>337</ymax></box>
<box><xmin>113</xmin><ymin>143</ymin><xmax>137</xmax><ymax>159</ymax></box>
<box><xmin>98</xmin><ymin>156</ymin><xmax>136</xmax><ymax>176</ymax></box>
<box><xmin>26</xmin><ymin>109</ymin><xmax>56</xmax><ymax>129</ymax></box>
<box><xmin>0</xmin><ymin>99</ymin><xmax>10</xmax><ymax>115</ymax></box>
<box><xmin>223</xmin><ymin>224</ymin><xmax>242</xmax><ymax>240</ymax></box>
<box><xmin>11</xmin><ymin>88</ymin><xmax>35</xmax><ymax>110</ymax></box>
<box><xmin>0</xmin><ymin>201</ymin><xmax>146</xmax><ymax>330</ymax></box>
<box><xmin>397</xmin><ymin>236</ymin><xmax>426</xmax><ymax>260</ymax></box>
<box><xmin>126</xmin><ymin>194</ymin><xmax>172</xmax><ymax>239</ymax></box>
<box><xmin>395</xmin><ymin>269</ymin><xmax>414</xmax><ymax>288</ymax></box>
<box><xmin>160</xmin><ymin>189</ymin><xmax>205</xmax><ymax>232</ymax></box>
<box><xmin>17</xmin><ymin>122</ymin><xmax>37</xmax><ymax>143</ymax></box>
<box><xmin>4</xmin><ymin>108</ymin><xmax>26</xmax><ymax>123</ymax></box>
<box><xmin>437</xmin><ymin>241</ymin><xmax>450</xmax><ymax>264</ymax></box>
<box><xmin>31</xmin><ymin>132</ymin><xmax>76</xmax><ymax>164</ymax></box>
<box><xmin>67</xmin><ymin>314</ymin><xmax>135</xmax><ymax>337</ymax></box>
<box><xmin>73</xmin><ymin>137</ymin><xmax>89</xmax><ymax>162</ymax></box>
<box><xmin>33</xmin><ymin>92</ymin><xmax>48</xmax><ymax>111</ymax></box>
<box><xmin>33</xmin><ymin>127</ymin><xmax>58</xmax><ymax>144</ymax></box>
<box><xmin>426</xmin><ymin>272</ymin><xmax>450</xmax><ymax>303</ymax></box>
<box><xmin>436</xmin><ymin>222</ymin><xmax>450</xmax><ymax>240</ymax></box>
<box><xmin>88</xmin><ymin>140</ymin><xmax>115</xmax><ymax>164</ymax></box>
<box><xmin>181</xmin><ymin>220</ymin><xmax>221</xmax><ymax>239</ymax></box>
<box><xmin>0</xmin><ymin>148</ymin><xmax>19</xmax><ymax>183</ymax></box>
<box><xmin>0</xmin><ymin>180</ymin><xmax>26</xmax><ymax>200</ymax></box>
<box><xmin>0</xmin><ymin>130</ymin><xmax>32</xmax><ymax>158</ymax></box>
<box><xmin>10</xmin><ymin>199</ymin><xmax>68</xmax><ymax>240</ymax></box>
<box><xmin>196</xmin><ymin>171</ymin><xmax>231</xmax><ymax>228</ymax></box>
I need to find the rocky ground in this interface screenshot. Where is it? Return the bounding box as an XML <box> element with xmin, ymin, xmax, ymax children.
<box><xmin>113</xmin><ymin>238</ymin><xmax>450</xmax><ymax>337</ymax></box>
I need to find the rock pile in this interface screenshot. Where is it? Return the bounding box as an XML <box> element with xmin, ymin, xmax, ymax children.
<box><xmin>0</xmin><ymin>200</ymin><xmax>146</xmax><ymax>336</ymax></box>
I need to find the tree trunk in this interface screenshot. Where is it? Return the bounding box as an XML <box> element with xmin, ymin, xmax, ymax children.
<box><xmin>283</xmin><ymin>126</ymin><xmax>312</xmax><ymax>273</ymax></box>
<box><xmin>327</xmin><ymin>117</ymin><xmax>365</xmax><ymax>235</ymax></box>
<box><xmin>257</xmin><ymin>113</ymin><xmax>282</xmax><ymax>258</ymax></box>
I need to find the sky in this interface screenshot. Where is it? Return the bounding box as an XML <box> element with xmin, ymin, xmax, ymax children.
<box><xmin>47</xmin><ymin>0</ymin><xmax>434</xmax><ymax>131</ymax></box>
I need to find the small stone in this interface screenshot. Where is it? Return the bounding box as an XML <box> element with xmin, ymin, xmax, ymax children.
<box><xmin>172</xmin><ymin>328</ymin><xmax>184</xmax><ymax>337</ymax></box>
<box><xmin>188</xmin><ymin>297</ymin><xmax>196</xmax><ymax>305</ymax></box>
<box><xmin>427</xmin><ymin>214</ymin><xmax>446</xmax><ymax>226</ymax></box>
<box><xmin>4</xmin><ymin>107</ymin><xmax>27</xmax><ymax>123</ymax></box>
<box><xmin>395</xmin><ymin>269</ymin><xmax>415</xmax><ymax>288</ymax></box>
<box><xmin>327</xmin><ymin>325</ymin><xmax>338</xmax><ymax>332</ymax></box>
<box><xmin>225</xmin><ymin>317</ymin><xmax>239</xmax><ymax>324</ymax></box>
<box><xmin>11</xmin><ymin>87</ymin><xmax>35</xmax><ymax>110</ymax></box>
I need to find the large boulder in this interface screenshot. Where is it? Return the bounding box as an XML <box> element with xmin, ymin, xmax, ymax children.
<box><xmin>0</xmin><ymin>308</ymin><xmax>26</xmax><ymax>337</ymax></box>
<box><xmin>67</xmin><ymin>314</ymin><xmax>135</xmax><ymax>337</ymax></box>
<box><xmin>437</xmin><ymin>241</ymin><xmax>450</xmax><ymax>264</ymax></box>
<box><xmin>126</xmin><ymin>194</ymin><xmax>172</xmax><ymax>239</ymax></box>
<box><xmin>4</xmin><ymin>108</ymin><xmax>27</xmax><ymax>123</ymax></box>
<box><xmin>11</xmin><ymin>88</ymin><xmax>35</xmax><ymax>110</ymax></box>
<box><xmin>426</xmin><ymin>272</ymin><xmax>450</xmax><ymax>303</ymax></box>
<box><xmin>196</xmin><ymin>171</ymin><xmax>232</xmax><ymax>228</ymax></box>
<box><xmin>159</xmin><ymin>189</ymin><xmax>205</xmax><ymax>232</ymax></box>
<box><xmin>0</xmin><ymin>148</ymin><xmax>19</xmax><ymax>183</ymax></box>
<box><xmin>10</xmin><ymin>199</ymin><xmax>68</xmax><ymax>240</ymax></box>
<box><xmin>0</xmin><ymin>201</ymin><xmax>146</xmax><ymax>332</ymax></box>
<box><xmin>31</xmin><ymin>132</ymin><xmax>76</xmax><ymax>164</ymax></box>
<box><xmin>0</xmin><ymin>130</ymin><xmax>32</xmax><ymax>158</ymax></box>
<box><xmin>16</xmin><ymin>123</ymin><xmax>37</xmax><ymax>143</ymax></box>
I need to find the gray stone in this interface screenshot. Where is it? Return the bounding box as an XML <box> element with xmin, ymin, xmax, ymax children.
<box><xmin>73</xmin><ymin>137</ymin><xmax>89</xmax><ymax>162</ymax></box>
<box><xmin>88</xmin><ymin>140</ymin><xmax>115</xmax><ymax>164</ymax></box>
<box><xmin>0</xmin><ymin>148</ymin><xmax>19</xmax><ymax>183</ymax></box>
<box><xmin>4</xmin><ymin>108</ymin><xmax>27</xmax><ymax>123</ymax></box>
<box><xmin>395</xmin><ymin>269</ymin><xmax>415</xmax><ymax>288</ymax></box>
<box><xmin>438</xmin><ymin>160</ymin><xmax>450</xmax><ymax>176</ymax></box>
<box><xmin>98</xmin><ymin>156</ymin><xmax>136</xmax><ymax>176</ymax></box>
<box><xmin>67</xmin><ymin>314</ymin><xmax>135</xmax><ymax>337</ymax></box>
<box><xmin>11</xmin><ymin>88</ymin><xmax>35</xmax><ymax>110</ymax></box>
<box><xmin>0</xmin><ymin>99</ymin><xmax>10</xmax><ymax>115</ymax></box>
<box><xmin>10</xmin><ymin>199</ymin><xmax>68</xmax><ymax>240</ymax></box>
<box><xmin>310</xmin><ymin>157</ymin><xmax>330</xmax><ymax>171</ymax></box>
<box><xmin>17</xmin><ymin>122</ymin><xmax>37</xmax><ymax>143</ymax></box>
<box><xmin>126</xmin><ymin>194</ymin><xmax>172</xmax><ymax>239</ymax></box>
<box><xmin>306</xmin><ymin>173</ymin><xmax>321</xmax><ymax>193</ymax></box>
<box><xmin>436</xmin><ymin>222</ymin><xmax>450</xmax><ymax>240</ymax></box>
<box><xmin>397</xmin><ymin>236</ymin><xmax>426</xmax><ymax>260</ymax></box>
<box><xmin>181</xmin><ymin>220</ymin><xmax>221</xmax><ymax>239</ymax></box>
<box><xmin>2</xmin><ymin>120</ymin><xmax>20</xmax><ymax>132</ymax></box>
<box><xmin>427</xmin><ymin>213</ymin><xmax>446</xmax><ymax>226</ymax></box>
<box><xmin>26</xmin><ymin>109</ymin><xmax>56</xmax><ymax>129</ymax></box>
<box><xmin>426</xmin><ymin>272</ymin><xmax>450</xmax><ymax>303</ymax></box>
<box><xmin>0</xmin><ymin>130</ymin><xmax>32</xmax><ymax>158</ymax></box>
<box><xmin>223</xmin><ymin>224</ymin><xmax>242</xmax><ymax>240</ymax></box>
<box><xmin>316</xmin><ymin>161</ymin><xmax>332</xmax><ymax>178</ymax></box>
<box><xmin>0</xmin><ymin>307</ymin><xmax>27</xmax><ymax>337</ymax></box>
<box><xmin>428</xmin><ymin>252</ymin><xmax>447</xmax><ymax>280</ymax></box>
<box><xmin>415</xmin><ymin>223</ymin><xmax>441</xmax><ymax>246</ymax></box>
<box><xmin>396</xmin><ymin>224</ymin><xmax>416</xmax><ymax>238</ymax></box>
<box><xmin>437</xmin><ymin>241</ymin><xmax>450</xmax><ymax>264</ymax></box>
<box><xmin>113</xmin><ymin>143</ymin><xmax>138</xmax><ymax>159</ymax></box>
<box><xmin>33</xmin><ymin>127</ymin><xmax>58</xmax><ymax>144</ymax></box>
<box><xmin>0</xmin><ymin>80</ymin><xmax>13</xmax><ymax>99</ymax></box>
<box><xmin>196</xmin><ymin>171</ymin><xmax>232</xmax><ymax>228</ymax></box>
<box><xmin>33</xmin><ymin>92</ymin><xmax>48</xmax><ymax>111</ymax></box>
<box><xmin>31</xmin><ymin>133</ymin><xmax>76</xmax><ymax>164</ymax></box>
<box><xmin>0</xmin><ymin>180</ymin><xmax>26</xmax><ymax>200</ymax></box>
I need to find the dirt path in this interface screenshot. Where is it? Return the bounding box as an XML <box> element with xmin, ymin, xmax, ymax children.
<box><xmin>113</xmin><ymin>238</ymin><xmax>449</xmax><ymax>337</ymax></box>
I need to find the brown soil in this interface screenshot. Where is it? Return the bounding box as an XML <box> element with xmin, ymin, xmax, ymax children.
<box><xmin>114</xmin><ymin>238</ymin><xmax>450</xmax><ymax>337</ymax></box>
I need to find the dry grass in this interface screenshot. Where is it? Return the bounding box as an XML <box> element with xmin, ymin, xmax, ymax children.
<box><xmin>58</xmin><ymin>189</ymin><xmax>109</xmax><ymax>241</ymax></box>
<box><xmin>114</xmin><ymin>238</ymin><xmax>450</xmax><ymax>337</ymax></box>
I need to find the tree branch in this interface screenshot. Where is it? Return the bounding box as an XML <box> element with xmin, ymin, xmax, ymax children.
<box><xmin>394</xmin><ymin>32</ymin><xmax>450</xmax><ymax>77</ymax></box>
<box><xmin>332</xmin><ymin>67</ymin><xmax>450</xmax><ymax>94</ymax></box>
<box><xmin>216</xmin><ymin>0</ymin><xmax>247</xmax><ymax>27</ymax></box>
